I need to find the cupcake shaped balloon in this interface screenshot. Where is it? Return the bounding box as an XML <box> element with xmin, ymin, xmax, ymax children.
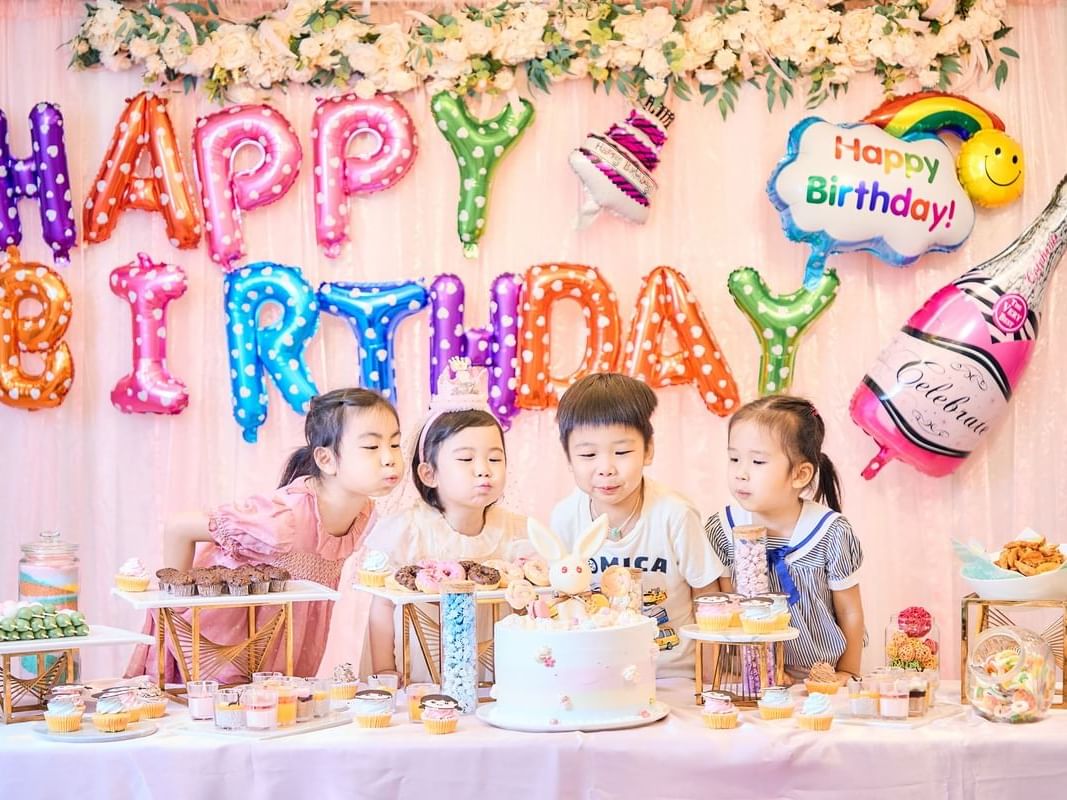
<box><xmin>569</xmin><ymin>98</ymin><xmax>674</xmax><ymax>227</ymax></box>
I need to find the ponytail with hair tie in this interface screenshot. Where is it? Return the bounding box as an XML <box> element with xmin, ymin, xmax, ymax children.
<box><xmin>815</xmin><ymin>452</ymin><xmax>842</xmax><ymax>512</ymax></box>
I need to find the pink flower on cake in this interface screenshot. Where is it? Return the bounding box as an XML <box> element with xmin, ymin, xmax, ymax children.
<box><xmin>504</xmin><ymin>578</ymin><xmax>537</xmax><ymax>611</ymax></box>
<box><xmin>536</xmin><ymin>646</ymin><xmax>555</xmax><ymax>668</ymax></box>
<box><xmin>622</xmin><ymin>665</ymin><xmax>640</xmax><ymax>683</ymax></box>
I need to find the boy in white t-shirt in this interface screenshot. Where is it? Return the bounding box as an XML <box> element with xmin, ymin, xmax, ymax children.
<box><xmin>549</xmin><ymin>373</ymin><xmax>724</xmax><ymax>679</ymax></box>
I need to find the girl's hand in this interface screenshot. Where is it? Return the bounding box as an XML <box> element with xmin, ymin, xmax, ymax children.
<box><xmin>835</xmin><ymin>670</ymin><xmax>857</xmax><ymax>685</ymax></box>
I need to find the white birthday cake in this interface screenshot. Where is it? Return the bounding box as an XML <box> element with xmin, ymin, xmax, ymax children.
<box><xmin>487</xmin><ymin>612</ymin><xmax>659</xmax><ymax>730</ymax></box>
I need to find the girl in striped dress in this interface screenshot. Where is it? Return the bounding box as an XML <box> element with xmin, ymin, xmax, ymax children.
<box><xmin>705</xmin><ymin>396</ymin><xmax>864</xmax><ymax>682</ymax></box>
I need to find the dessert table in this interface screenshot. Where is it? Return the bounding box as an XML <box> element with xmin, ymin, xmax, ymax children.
<box><xmin>0</xmin><ymin>679</ymin><xmax>1063</xmax><ymax>800</ymax></box>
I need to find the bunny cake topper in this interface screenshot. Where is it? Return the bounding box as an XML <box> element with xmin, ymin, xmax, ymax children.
<box><xmin>416</xmin><ymin>356</ymin><xmax>493</xmax><ymax>463</ymax></box>
<box><xmin>526</xmin><ymin>516</ymin><xmax>609</xmax><ymax>617</ymax></box>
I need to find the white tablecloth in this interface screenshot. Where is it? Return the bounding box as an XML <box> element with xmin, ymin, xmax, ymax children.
<box><xmin>0</xmin><ymin>680</ymin><xmax>1062</xmax><ymax>799</ymax></box>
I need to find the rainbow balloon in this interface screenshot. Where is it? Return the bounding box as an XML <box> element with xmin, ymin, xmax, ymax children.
<box><xmin>863</xmin><ymin>91</ymin><xmax>1024</xmax><ymax>209</ymax></box>
<box><xmin>863</xmin><ymin>91</ymin><xmax>1005</xmax><ymax>140</ymax></box>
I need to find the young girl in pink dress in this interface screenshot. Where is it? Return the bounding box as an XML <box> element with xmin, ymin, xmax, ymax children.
<box><xmin>125</xmin><ymin>388</ymin><xmax>402</xmax><ymax>682</ymax></box>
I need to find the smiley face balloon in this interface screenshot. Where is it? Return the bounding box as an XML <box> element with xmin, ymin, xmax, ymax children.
<box><xmin>957</xmin><ymin>129</ymin><xmax>1025</xmax><ymax>208</ymax></box>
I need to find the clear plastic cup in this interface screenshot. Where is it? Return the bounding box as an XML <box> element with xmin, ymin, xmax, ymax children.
<box><xmin>369</xmin><ymin>674</ymin><xmax>400</xmax><ymax>711</ymax></box>
<box><xmin>312</xmin><ymin>678</ymin><xmax>332</xmax><ymax>718</ymax></box>
<box><xmin>186</xmin><ymin>680</ymin><xmax>218</xmax><ymax>721</ymax></box>
<box><xmin>244</xmin><ymin>687</ymin><xmax>278</xmax><ymax>730</ymax></box>
<box><xmin>214</xmin><ymin>688</ymin><xmax>244</xmax><ymax>730</ymax></box>
<box><xmin>275</xmin><ymin>685</ymin><xmax>297</xmax><ymax>727</ymax></box>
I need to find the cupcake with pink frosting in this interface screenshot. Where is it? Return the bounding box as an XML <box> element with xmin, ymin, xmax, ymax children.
<box><xmin>115</xmin><ymin>558</ymin><xmax>150</xmax><ymax>592</ymax></box>
<box><xmin>701</xmin><ymin>690</ymin><xmax>739</xmax><ymax>729</ymax></box>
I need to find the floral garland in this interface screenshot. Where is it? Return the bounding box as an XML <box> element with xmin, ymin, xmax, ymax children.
<box><xmin>68</xmin><ymin>0</ymin><xmax>1017</xmax><ymax>117</ymax></box>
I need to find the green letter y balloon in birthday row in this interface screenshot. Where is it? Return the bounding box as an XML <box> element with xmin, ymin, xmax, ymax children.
<box><xmin>728</xmin><ymin>267</ymin><xmax>840</xmax><ymax>395</ymax></box>
<box><xmin>431</xmin><ymin>92</ymin><xmax>535</xmax><ymax>258</ymax></box>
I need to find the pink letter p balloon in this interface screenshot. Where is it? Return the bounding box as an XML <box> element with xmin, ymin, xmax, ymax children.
<box><xmin>193</xmin><ymin>105</ymin><xmax>302</xmax><ymax>269</ymax></box>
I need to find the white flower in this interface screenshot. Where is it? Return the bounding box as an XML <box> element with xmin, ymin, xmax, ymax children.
<box><xmin>695</xmin><ymin>68</ymin><xmax>724</xmax><ymax>86</ymax></box>
<box><xmin>568</xmin><ymin>56</ymin><xmax>589</xmax><ymax>79</ymax></box>
<box><xmin>278</xmin><ymin>0</ymin><xmax>324</xmax><ymax>30</ymax></box>
<box><xmin>712</xmin><ymin>48</ymin><xmax>738</xmax><ymax>72</ymax></box>
<box><xmin>918</xmin><ymin>67</ymin><xmax>941</xmax><ymax>88</ymax></box>
<box><xmin>462</xmin><ymin>20</ymin><xmax>496</xmax><ymax>56</ymax></box>
<box><xmin>158</xmin><ymin>31</ymin><xmax>187</xmax><ymax>70</ymax></box>
<box><xmin>643</xmin><ymin>77</ymin><xmax>667</xmax><ymax>97</ymax></box>
<box><xmin>128</xmin><ymin>37</ymin><xmax>158</xmax><ymax>61</ymax></box>
<box><xmin>921</xmin><ymin>0</ymin><xmax>957</xmax><ymax>25</ymax></box>
<box><xmin>442</xmin><ymin>39</ymin><xmax>469</xmax><ymax>63</ymax></box>
<box><xmin>375</xmin><ymin>24</ymin><xmax>409</xmax><ymax>69</ymax></box>
<box><xmin>610</xmin><ymin>44</ymin><xmax>642</xmax><ymax>69</ymax></box>
<box><xmin>347</xmin><ymin>42</ymin><xmax>381</xmax><ymax>75</ymax></box>
<box><xmin>100</xmin><ymin>50</ymin><xmax>132</xmax><ymax>72</ymax></box>
<box><xmin>257</xmin><ymin>19</ymin><xmax>295</xmax><ymax>61</ymax></box>
<box><xmin>493</xmin><ymin>69</ymin><xmax>516</xmax><ymax>92</ymax></box>
<box><xmin>354</xmin><ymin>78</ymin><xmax>377</xmax><ymax>99</ymax></box>
<box><xmin>144</xmin><ymin>54</ymin><xmax>166</xmax><ymax>78</ymax></box>
<box><xmin>213</xmin><ymin>23</ymin><xmax>256</xmax><ymax>72</ymax></box>
<box><xmin>180</xmin><ymin>40</ymin><xmax>219</xmax><ymax>77</ymax></box>
<box><xmin>641</xmin><ymin>48</ymin><xmax>670</xmax><ymax>79</ymax></box>
<box><xmin>385</xmin><ymin>68</ymin><xmax>417</xmax><ymax>93</ymax></box>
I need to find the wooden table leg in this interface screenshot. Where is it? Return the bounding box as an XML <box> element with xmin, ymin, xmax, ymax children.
<box><xmin>285</xmin><ymin>602</ymin><xmax>294</xmax><ymax>675</ymax></box>
<box><xmin>775</xmin><ymin>642</ymin><xmax>786</xmax><ymax>685</ymax></box>
<box><xmin>2</xmin><ymin>655</ymin><xmax>11</xmax><ymax>724</ymax></box>
<box><xmin>191</xmin><ymin>608</ymin><xmax>200</xmax><ymax>682</ymax></box>
<box><xmin>65</xmin><ymin>650</ymin><xmax>74</xmax><ymax>683</ymax></box>
<box><xmin>756</xmin><ymin>643</ymin><xmax>769</xmax><ymax>688</ymax></box>
<box><xmin>401</xmin><ymin>605</ymin><xmax>411</xmax><ymax>687</ymax></box>
<box><xmin>156</xmin><ymin>609</ymin><xmax>166</xmax><ymax>691</ymax></box>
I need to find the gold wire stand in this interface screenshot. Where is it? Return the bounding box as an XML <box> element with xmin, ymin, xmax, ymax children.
<box><xmin>0</xmin><ymin>650</ymin><xmax>75</xmax><ymax>724</ymax></box>
<box><xmin>693</xmin><ymin>640</ymin><xmax>788</xmax><ymax>708</ymax></box>
<box><xmin>399</xmin><ymin>596</ymin><xmax>504</xmax><ymax>701</ymax></box>
<box><xmin>156</xmin><ymin>602</ymin><xmax>294</xmax><ymax>702</ymax></box>
<box><xmin>960</xmin><ymin>594</ymin><xmax>1067</xmax><ymax>708</ymax></box>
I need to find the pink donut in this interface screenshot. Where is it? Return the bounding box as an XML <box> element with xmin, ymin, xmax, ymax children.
<box><xmin>415</xmin><ymin>568</ymin><xmax>442</xmax><ymax>593</ymax></box>
<box><xmin>437</xmin><ymin>560</ymin><xmax>465</xmax><ymax>582</ymax></box>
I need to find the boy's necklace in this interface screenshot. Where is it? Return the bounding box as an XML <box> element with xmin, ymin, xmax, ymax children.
<box><xmin>591</xmin><ymin>484</ymin><xmax>644</xmax><ymax>542</ymax></box>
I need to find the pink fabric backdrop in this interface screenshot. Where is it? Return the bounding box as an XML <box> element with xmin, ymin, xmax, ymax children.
<box><xmin>2</xmin><ymin>0</ymin><xmax>1066</xmax><ymax>679</ymax></box>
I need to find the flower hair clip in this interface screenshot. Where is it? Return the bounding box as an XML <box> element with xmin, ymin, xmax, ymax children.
<box><xmin>416</xmin><ymin>357</ymin><xmax>493</xmax><ymax>463</ymax></box>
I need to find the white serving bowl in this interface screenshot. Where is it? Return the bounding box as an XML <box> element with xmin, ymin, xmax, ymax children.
<box><xmin>962</xmin><ymin>546</ymin><xmax>1067</xmax><ymax>601</ymax></box>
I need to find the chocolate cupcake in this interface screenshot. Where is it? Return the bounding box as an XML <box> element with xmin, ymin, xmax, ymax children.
<box><xmin>267</xmin><ymin>566</ymin><xmax>290</xmax><ymax>593</ymax></box>
<box><xmin>466</xmin><ymin>564</ymin><xmax>501</xmax><ymax>590</ymax></box>
<box><xmin>169</xmin><ymin>571</ymin><xmax>196</xmax><ymax>597</ymax></box>
<box><xmin>226</xmin><ymin>567</ymin><xmax>251</xmax><ymax>597</ymax></box>
<box><xmin>155</xmin><ymin>568</ymin><xmax>178</xmax><ymax>592</ymax></box>
<box><xmin>394</xmin><ymin>565</ymin><xmax>419</xmax><ymax>592</ymax></box>
<box><xmin>195</xmin><ymin>570</ymin><xmax>224</xmax><ymax>597</ymax></box>
<box><xmin>249</xmin><ymin>565</ymin><xmax>271</xmax><ymax>595</ymax></box>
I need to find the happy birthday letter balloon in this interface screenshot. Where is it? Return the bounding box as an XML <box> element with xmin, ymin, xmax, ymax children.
<box><xmin>0</xmin><ymin>103</ymin><xmax>76</xmax><ymax>263</ymax></box>
<box><xmin>0</xmin><ymin>246</ymin><xmax>73</xmax><ymax>409</ymax></box>
<box><xmin>622</xmin><ymin>266</ymin><xmax>738</xmax><ymax>416</ymax></box>
<box><xmin>517</xmin><ymin>263</ymin><xmax>619</xmax><ymax>409</ymax></box>
<box><xmin>84</xmin><ymin>93</ymin><xmax>201</xmax><ymax>250</ymax></box>
<box><xmin>194</xmin><ymin>105</ymin><xmax>302</xmax><ymax>269</ymax></box>
<box><xmin>313</xmin><ymin>94</ymin><xmax>418</xmax><ymax>258</ymax></box>
<box><xmin>431</xmin><ymin>92</ymin><xmax>534</xmax><ymax>258</ymax></box>
<box><xmin>728</xmin><ymin>267</ymin><xmax>839</xmax><ymax>396</ymax></box>
<box><xmin>110</xmin><ymin>252</ymin><xmax>189</xmax><ymax>415</ymax></box>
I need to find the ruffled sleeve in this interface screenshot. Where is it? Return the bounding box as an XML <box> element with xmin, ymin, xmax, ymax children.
<box><xmin>207</xmin><ymin>491</ymin><xmax>298</xmax><ymax>566</ymax></box>
<box><xmin>825</xmin><ymin>516</ymin><xmax>863</xmax><ymax>591</ymax></box>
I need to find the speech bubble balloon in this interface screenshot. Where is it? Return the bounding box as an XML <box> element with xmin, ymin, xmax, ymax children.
<box><xmin>768</xmin><ymin>118</ymin><xmax>975</xmax><ymax>288</ymax></box>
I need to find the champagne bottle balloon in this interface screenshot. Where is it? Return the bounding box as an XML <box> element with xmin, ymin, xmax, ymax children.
<box><xmin>852</xmin><ymin>175</ymin><xmax>1067</xmax><ymax>478</ymax></box>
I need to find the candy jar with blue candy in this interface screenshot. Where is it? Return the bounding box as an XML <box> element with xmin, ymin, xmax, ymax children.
<box><xmin>440</xmin><ymin>580</ymin><xmax>477</xmax><ymax>714</ymax></box>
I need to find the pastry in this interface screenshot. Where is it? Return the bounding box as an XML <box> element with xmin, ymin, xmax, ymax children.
<box><xmin>115</xmin><ymin>558</ymin><xmax>150</xmax><ymax>592</ymax></box>
<box><xmin>804</xmin><ymin>661</ymin><xmax>842</xmax><ymax>695</ymax></box>
<box><xmin>797</xmin><ymin>692</ymin><xmax>834</xmax><ymax>731</ymax></box>
<box><xmin>757</xmin><ymin>686</ymin><xmax>795</xmax><ymax>720</ymax></box>
<box><xmin>359</xmin><ymin>550</ymin><xmax>391</xmax><ymax>588</ymax></box>
<box><xmin>466</xmin><ymin>563</ymin><xmax>501</xmax><ymax>590</ymax></box>
<box><xmin>420</xmin><ymin>693</ymin><xmax>460</xmax><ymax>735</ymax></box>
<box><xmin>701</xmin><ymin>691</ymin><xmax>739</xmax><ymax>729</ymax></box>
<box><xmin>352</xmin><ymin>688</ymin><xmax>393</xmax><ymax>728</ymax></box>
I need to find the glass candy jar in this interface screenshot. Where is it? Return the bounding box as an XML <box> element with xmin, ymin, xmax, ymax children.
<box><xmin>885</xmin><ymin>606</ymin><xmax>939</xmax><ymax>673</ymax></box>
<box><xmin>968</xmin><ymin>626</ymin><xmax>1054</xmax><ymax>724</ymax></box>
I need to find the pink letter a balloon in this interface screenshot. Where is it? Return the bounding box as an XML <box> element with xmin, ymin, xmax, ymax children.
<box><xmin>851</xmin><ymin>175</ymin><xmax>1067</xmax><ymax>479</ymax></box>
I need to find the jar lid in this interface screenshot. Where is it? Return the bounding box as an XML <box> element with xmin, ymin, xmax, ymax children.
<box><xmin>20</xmin><ymin>530</ymin><xmax>78</xmax><ymax>557</ymax></box>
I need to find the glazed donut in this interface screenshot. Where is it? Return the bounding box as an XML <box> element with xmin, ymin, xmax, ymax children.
<box><xmin>467</xmin><ymin>564</ymin><xmax>501</xmax><ymax>590</ymax></box>
<box><xmin>522</xmin><ymin>556</ymin><xmax>551</xmax><ymax>587</ymax></box>
<box><xmin>393</xmin><ymin>565</ymin><xmax>420</xmax><ymax>592</ymax></box>
<box><xmin>483</xmin><ymin>559</ymin><xmax>519</xmax><ymax>588</ymax></box>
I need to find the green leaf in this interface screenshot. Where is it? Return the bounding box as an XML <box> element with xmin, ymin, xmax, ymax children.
<box><xmin>718</xmin><ymin>96</ymin><xmax>729</xmax><ymax>119</ymax></box>
<box><xmin>994</xmin><ymin>60</ymin><xmax>1008</xmax><ymax>89</ymax></box>
<box><xmin>671</xmin><ymin>78</ymin><xmax>691</xmax><ymax>101</ymax></box>
<box><xmin>168</xmin><ymin>3</ymin><xmax>209</xmax><ymax>14</ymax></box>
<box><xmin>993</xmin><ymin>25</ymin><xmax>1013</xmax><ymax>40</ymax></box>
<box><xmin>999</xmin><ymin>47</ymin><xmax>1019</xmax><ymax>59</ymax></box>
<box><xmin>183</xmin><ymin>75</ymin><xmax>197</xmax><ymax>94</ymax></box>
